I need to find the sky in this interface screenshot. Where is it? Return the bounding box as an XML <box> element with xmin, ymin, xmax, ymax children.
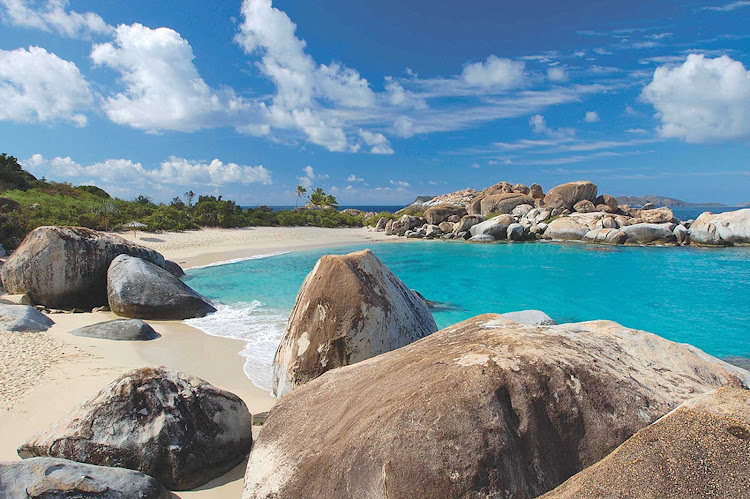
<box><xmin>0</xmin><ymin>0</ymin><xmax>749</xmax><ymax>206</ymax></box>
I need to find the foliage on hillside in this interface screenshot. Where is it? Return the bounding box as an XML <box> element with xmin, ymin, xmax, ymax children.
<box><xmin>0</xmin><ymin>154</ymin><xmax>368</xmax><ymax>249</ymax></box>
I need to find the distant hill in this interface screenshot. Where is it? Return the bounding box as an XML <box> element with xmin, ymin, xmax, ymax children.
<box><xmin>615</xmin><ymin>195</ymin><xmax>726</xmax><ymax>208</ymax></box>
<box><xmin>739</xmin><ymin>202</ymin><xmax>750</xmax><ymax>207</ymax></box>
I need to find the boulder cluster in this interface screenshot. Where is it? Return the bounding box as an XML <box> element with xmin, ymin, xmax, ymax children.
<box><xmin>376</xmin><ymin>180</ymin><xmax>750</xmax><ymax>247</ymax></box>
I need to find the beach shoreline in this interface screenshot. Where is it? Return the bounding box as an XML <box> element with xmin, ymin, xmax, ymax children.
<box><xmin>0</xmin><ymin>226</ymin><xmax>391</xmax><ymax>497</ymax></box>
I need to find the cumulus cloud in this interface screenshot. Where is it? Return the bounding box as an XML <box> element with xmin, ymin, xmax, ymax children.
<box><xmin>642</xmin><ymin>54</ymin><xmax>750</xmax><ymax>143</ymax></box>
<box><xmin>24</xmin><ymin>153</ymin><xmax>271</xmax><ymax>199</ymax></box>
<box><xmin>529</xmin><ymin>114</ymin><xmax>576</xmax><ymax>138</ymax></box>
<box><xmin>0</xmin><ymin>46</ymin><xmax>91</xmax><ymax>125</ymax></box>
<box><xmin>92</xmin><ymin>23</ymin><xmax>261</xmax><ymax>133</ymax></box>
<box><xmin>584</xmin><ymin>111</ymin><xmax>600</xmax><ymax>122</ymax></box>
<box><xmin>0</xmin><ymin>0</ymin><xmax>111</xmax><ymax>38</ymax></box>
<box><xmin>547</xmin><ymin>66</ymin><xmax>569</xmax><ymax>82</ymax></box>
<box><xmin>461</xmin><ymin>56</ymin><xmax>526</xmax><ymax>89</ymax></box>
<box><xmin>358</xmin><ymin>129</ymin><xmax>394</xmax><ymax>155</ymax></box>
<box><xmin>297</xmin><ymin>165</ymin><xmax>327</xmax><ymax>189</ymax></box>
<box><xmin>346</xmin><ymin>174</ymin><xmax>363</xmax><ymax>182</ymax></box>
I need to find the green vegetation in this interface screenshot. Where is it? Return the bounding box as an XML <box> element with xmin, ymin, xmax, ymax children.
<box><xmin>0</xmin><ymin>154</ymin><xmax>382</xmax><ymax>249</ymax></box>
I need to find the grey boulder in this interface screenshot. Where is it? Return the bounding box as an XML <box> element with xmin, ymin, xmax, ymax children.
<box><xmin>0</xmin><ymin>457</ymin><xmax>168</xmax><ymax>499</ymax></box>
<box><xmin>500</xmin><ymin>309</ymin><xmax>557</xmax><ymax>325</ymax></box>
<box><xmin>18</xmin><ymin>367</ymin><xmax>254</xmax><ymax>491</ymax></box>
<box><xmin>107</xmin><ymin>255</ymin><xmax>216</xmax><ymax>320</ymax></box>
<box><xmin>467</xmin><ymin>234</ymin><xmax>496</xmax><ymax>243</ymax></box>
<box><xmin>543</xmin><ymin>217</ymin><xmax>589</xmax><ymax>240</ymax></box>
<box><xmin>507</xmin><ymin>222</ymin><xmax>525</xmax><ymax>241</ymax></box>
<box><xmin>688</xmin><ymin>209</ymin><xmax>750</xmax><ymax>246</ymax></box>
<box><xmin>70</xmin><ymin>319</ymin><xmax>159</xmax><ymax>341</ymax></box>
<box><xmin>621</xmin><ymin>223</ymin><xmax>677</xmax><ymax>245</ymax></box>
<box><xmin>469</xmin><ymin>214</ymin><xmax>514</xmax><ymax>238</ymax></box>
<box><xmin>0</xmin><ymin>304</ymin><xmax>54</xmax><ymax>332</ymax></box>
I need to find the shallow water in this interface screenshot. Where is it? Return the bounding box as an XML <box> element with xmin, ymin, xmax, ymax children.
<box><xmin>185</xmin><ymin>240</ymin><xmax>750</xmax><ymax>390</ymax></box>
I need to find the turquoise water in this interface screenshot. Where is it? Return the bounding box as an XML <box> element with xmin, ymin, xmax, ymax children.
<box><xmin>184</xmin><ymin>241</ymin><xmax>750</xmax><ymax>390</ymax></box>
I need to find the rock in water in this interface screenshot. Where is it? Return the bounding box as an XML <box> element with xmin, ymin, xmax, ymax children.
<box><xmin>0</xmin><ymin>457</ymin><xmax>168</xmax><ymax>498</ymax></box>
<box><xmin>0</xmin><ymin>226</ymin><xmax>177</xmax><ymax>309</ymax></box>
<box><xmin>69</xmin><ymin>319</ymin><xmax>159</xmax><ymax>341</ymax></box>
<box><xmin>0</xmin><ymin>304</ymin><xmax>54</xmax><ymax>332</ymax></box>
<box><xmin>273</xmin><ymin>249</ymin><xmax>437</xmax><ymax>397</ymax></box>
<box><xmin>544</xmin><ymin>181</ymin><xmax>598</xmax><ymax>210</ymax></box>
<box><xmin>543</xmin><ymin>387</ymin><xmax>750</xmax><ymax>498</ymax></box>
<box><xmin>621</xmin><ymin>223</ymin><xmax>677</xmax><ymax>245</ymax></box>
<box><xmin>243</xmin><ymin>315</ymin><xmax>749</xmax><ymax>499</ymax></box>
<box><xmin>106</xmin><ymin>255</ymin><xmax>216</xmax><ymax>320</ymax></box>
<box><xmin>688</xmin><ymin>208</ymin><xmax>750</xmax><ymax>246</ymax></box>
<box><xmin>18</xmin><ymin>367</ymin><xmax>253</xmax><ymax>491</ymax></box>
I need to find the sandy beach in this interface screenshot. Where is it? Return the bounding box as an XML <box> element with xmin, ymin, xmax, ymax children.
<box><xmin>0</xmin><ymin>226</ymin><xmax>392</xmax><ymax>497</ymax></box>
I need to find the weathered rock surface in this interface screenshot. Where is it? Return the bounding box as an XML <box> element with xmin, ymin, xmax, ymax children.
<box><xmin>544</xmin><ymin>181</ymin><xmax>598</xmax><ymax>210</ymax></box>
<box><xmin>507</xmin><ymin>222</ymin><xmax>525</xmax><ymax>241</ymax></box>
<box><xmin>500</xmin><ymin>309</ymin><xmax>557</xmax><ymax>325</ymax></box>
<box><xmin>477</xmin><ymin>193</ymin><xmax>535</xmax><ymax>216</ymax></box>
<box><xmin>573</xmin><ymin>199</ymin><xmax>596</xmax><ymax>213</ymax></box>
<box><xmin>529</xmin><ymin>183</ymin><xmax>544</xmax><ymax>199</ymax></box>
<box><xmin>18</xmin><ymin>367</ymin><xmax>253</xmax><ymax>491</ymax></box>
<box><xmin>452</xmin><ymin>214</ymin><xmax>483</xmax><ymax>234</ymax></box>
<box><xmin>243</xmin><ymin>315</ymin><xmax>749</xmax><ymax>499</ymax></box>
<box><xmin>0</xmin><ymin>304</ymin><xmax>54</xmax><ymax>332</ymax></box>
<box><xmin>638</xmin><ymin>206</ymin><xmax>674</xmax><ymax>224</ymax></box>
<box><xmin>0</xmin><ymin>226</ymin><xmax>175</xmax><ymax>309</ymax></box>
<box><xmin>107</xmin><ymin>255</ymin><xmax>216</xmax><ymax>320</ymax></box>
<box><xmin>594</xmin><ymin>194</ymin><xmax>618</xmax><ymax>212</ymax></box>
<box><xmin>0</xmin><ymin>457</ymin><xmax>168</xmax><ymax>498</ymax></box>
<box><xmin>69</xmin><ymin>319</ymin><xmax>159</xmax><ymax>341</ymax></box>
<box><xmin>543</xmin><ymin>217</ymin><xmax>589</xmax><ymax>240</ymax></box>
<box><xmin>163</xmin><ymin>259</ymin><xmax>185</xmax><ymax>277</ymax></box>
<box><xmin>423</xmin><ymin>204</ymin><xmax>467</xmax><ymax>225</ymax></box>
<box><xmin>272</xmin><ymin>249</ymin><xmax>437</xmax><ymax>397</ymax></box>
<box><xmin>543</xmin><ymin>387</ymin><xmax>750</xmax><ymax>499</ymax></box>
<box><xmin>387</xmin><ymin>214</ymin><xmax>424</xmax><ymax>236</ymax></box>
<box><xmin>469</xmin><ymin>214</ymin><xmax>515</xmax><ymax>238</ymax></box>
<box><xmin>621</xmin><ymin>223</ymin><xmax>677</xmax><ymax>245</ymax></box>
<box><xmin>374</xmin><ymin>217</ymin><xmax>388</xmax><ymax>231</ymax></box>
<box><xmin>467</xmin><ymin>234</ymin><xmax>496</xmax><ymax>243</ymax></box>
<box><xmin>582</xmin><ymin>229</ymin><xmax>627</xmax><ymax>245</ymax></box>
<box><xmin>689</xmin><ymin>209</ymin><xmax>750</xmax><ymax>246</ymax></box>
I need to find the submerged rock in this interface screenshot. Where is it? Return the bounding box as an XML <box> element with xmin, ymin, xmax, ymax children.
<box><xmin>0</xmin><ymin>457</ymin><xmax>168</xmax><ymax>499</ymax></box>
<box><xmin>243</xmin><ymin>315</ymin><xmax>748</xmax><ymax>499</ymax></box>
<box><xmin>543</xmin><ymin>387</ymin><xmax>750</xmax><ymax>498</ymax></box>
<box><xmin>106</xmin><ymin>255</ymin><xmax>216</xmax><ymax>320</ymax></box>
<box><xmin>273</xmin><ymin>249</ymin><xmax>437</xmax><ymax>397</ymax></box>
<box><xmin>688</xmin><ymin>209</ymin><xmax>750</xmax><ymax>246</ymax></box>
<box><xmin>69</xmin><ymin>319</ymin><xmax>159</xmax><ymax>341</ymax></box>
<box><xmin>0</xmin><ymin>226</ymin><xmax>175</xmax><ymax>309</ymax></box>
<box><xmin>18</xmin><ymin>367</ymin><xmax>253</xmax><ymax>491</ymax></box>
<box><xmin>0</xmin><ymin>304</ymin><xmax>54</xmax><ymax>332</ymax></box>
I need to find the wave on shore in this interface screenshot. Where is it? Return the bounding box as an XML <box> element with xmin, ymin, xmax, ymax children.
<box><xmin>188</xmin><ymin>251</ymin><xmax>292</xmax><ymax>270</ymax></box>
<box><xmin>185</xmin><ymin>301</ymin><xmax>287</xmax><ymax>392</ymax></box>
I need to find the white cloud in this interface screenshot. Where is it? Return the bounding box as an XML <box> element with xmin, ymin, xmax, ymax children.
<box><xmin>698</xmin><ymin>1</ymin><xmax>750</xmax><ymax>11</ymax></box>
<box><xmin>24</xmin><ymin>153</ymin><xmax>271</xmax><ymax>199</ymax></box>
<box><xmin>0</xmin><ymin>0</ymin><xmax>111</xmax><ymax>38</ymax></box>
<box><xmin>547</xmin><ymin>66</ymin><xmax>569</xmax><ymax>82</ymax></box>
<box><xmin>297</xmin><ymin>165</ymin><xmax>327</xmax><ymax>189</ymax></box>
<box><xmin>529</xmin><ymin>114</ymin><xmax>576</xmax><ymax>138</ymax></box>
<box><xmin>0</xmin><ymin>46</ymin><xmax>91</xmax><ymax>125</ymax></box>
<box><xmin>584</xmin><ymin>111</ymin><xmax>600</xmax><ymax>122</ymax></box>
<box><xmin>92</xmin><ymin>23</ymin><xmax>260</xmax><ymax>133</ymax></box>
<box><xmin>642</xmin><ymin>54</ymin><xmax>750</xmax><ymax>143</ymax></box>
<box><xmin>461</xmin><ymin>56</ymin><xmax>526</xmax><ymax>89</ymax></box>
<box><xmin>358</xmin><ymin>129</ymin><xmax>394</xmax><ymax>154</ymax></box>
<box><xmin>389</xmin><ymin>179</ymin><xmax>410</xmax><ymax>190</ymax></box>
<box><xmin>346</xmin><ymin>174</ymin><xmax>363</xmax><ymax>182</ymax></box>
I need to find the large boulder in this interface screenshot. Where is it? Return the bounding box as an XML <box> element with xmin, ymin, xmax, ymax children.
<box><xmin>543</xmin><ymin>217</ymin><xmax>589</xmax><ymax>240</ymax></box>
<box><xmin>582</xmin><ymin>229</ymin><xmax>627</xmax><ymax>245</ymax></box>
<box><xmin>0</xmin><ymin>304</ymin><xmax>54</xmax><ymax>332</ymax></box>
<box><xmin>478</xmin><ymin>193</ymin><xmax>535</xmax><ymax>216</ymax></box>
<box><xmin>529</xmin><ymin>183</ymin><xmax>544</xmax><ymax>200</ymax></box>
<box><xmin>69</xmin><ymin>319</ymin><xmax>159</xmax><ymax>341</ymax></box>
<box><xmin>18</xmin><ymin>367</ymin><xmax>253</xmax><ymax>491</ymax></box>
<box><xmin>387</xmin><ymin>214</ymin><xmax>424</xmax><ymax>236</ymax></box>
<box><xmin>106</xmin><ymin>255</ymin><xmax>216</xmax><ymax>320</ymax></box>
<box><xmin>469</xmin><ymin>214</ymin><xmax>515</xmax><ymax>239</ymax></box>
<box><xmin>0</xmin><ymin>226</ymin><xmax>176</xmax><ymax>309</ymax></box>
<box><xmin>572</xmin><ymin>199</ymin><xmax>596</xmax><ymax>213</ymax></box>
<box><xmin>500</xmin><ymin>309</ymin><xmax>556</xmax><ymax>325</ymax></box>
<box><xmin>544</xmin><ymin>387</ymin><xmax>750</xmax><ymax>498</ymax></box>
<box><xmin>273</xmin><ymin>249</ymin><xmax>437</xmax><ymax>397</ymax></box>
<box><xmin>544</xmin><ymin>181</ymin><xmax>598</xmax><ymax>210</ymax></box>
<box><xmin>243</xmin><ymin>315</ymin><xmax>749</xmax><ymax>499</ymax></box>
<box><xmin>688</xmin><ymin>209</ymin><xmax>750</xmax><ymax>246</ymax></box>
<box><xmin>467</xmin><ymin>234</ymin><xmax>496</xmax><ymax>243</ymax></box>
<box><xmin>452</xmin><ymin>214</ymin><xmax>483</xmax><ymax>234</ymax></box>
<box><xmin>594</xmin><ymin>194</ymin><xmax>618</xmax><ymax>212</ymax></box>
<box><xmin>638</xmin><ymin>206</ymin><xmax>674</xmax><ymax>224</ymax></box>
<box><xmin>0</xmin><ymin>457</ymin><xmax>168</xmax><ymax>498</ymax></box>
<box><xmin>621</xmin><ymin>223</ymin><xmax>677</xmax><ymax>245</ymax></box>
<box><xmin>423</xmin><ymin>204</ymin><xmax>467</xmax><ymax>225</ymax></box>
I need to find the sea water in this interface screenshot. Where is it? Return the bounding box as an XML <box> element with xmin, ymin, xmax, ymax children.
<box><xmin>185</xmin><ymin>241</ymin><xmax>750</xmax><ymax>391</ymax></box>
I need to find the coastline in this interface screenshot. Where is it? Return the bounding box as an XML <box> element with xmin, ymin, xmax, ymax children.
<box><xmin>0</xmin><ymin>226</ymin><xmax>391</xmax><ymax>497</ymax></box>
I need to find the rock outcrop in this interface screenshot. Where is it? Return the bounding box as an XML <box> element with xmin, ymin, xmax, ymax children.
<box><xmin>0</xmin><ymin>304</ymin><xmax>54</xmax><ymax>332</ymax></box>
<box><xmin>544</xmin><ymin>387</ymin><xmax>750</xmax><ymax>498</ymax></box>
<box><xmin>19</xmin><ymin>367</ymin><xmax>253</xmax><ymax>491</ymax></box>
<box><xmin>0</xmin><ymin>457</ymin><xmax>168</xmax><ymax>498</ymax></box>
<box><xmin>689</xmin><ymin>209</ymin><xmax>750</xmax><ymax>246</ymax></box>
<box><xmin>543</xmin><ymin>217</ymin><xmax>589</xmax><ymax>240</ymax></box>
<box><xmin>243</xmin><ymin>315</ymin><xmax>749</xmax><ymax>499</ymax></box>
<box><xmin>106</xmin><ymin>255</ymin><xmax>216</xmax><ymax>320</ymax></box>
<box><xmin>423</xmin><ymin>204</ymin><xmax>467</xmax><ymax>225</ymax></box>
<box><xmin>621</xmin><ymin>223</ymin><xmax>677</xmax><ymax>245</ymax></box>
<box><xmin>272</xmin><ymin>249</ymin><xmax>437</xmax><ymax>397</ymax></box>
<box><xmin>474</xmin><ymin>193</ymin><xmax>535</xmax><ymax>216</ymax></box>
<box><xmin>500</xmin><ymin>309</ymin><xmax>557</xmax><ymax>325</ymax></box>
<box><xmin>469</xmin><ymin>214</ymin><xmax>515</xmax><ymax>239</ymax></box>
<box><xmin>544</xmin><ymin>181</ymin><xmax>598</xmax><ymax>210</ymax></box>
<box><xmin>69</xmin><ymin>319</ymin><xmax>159</xmax><ymax>341</ymax></box>
<box><xmin>0</xmin><ymin>226</ymin><xmax>176</xmax><ymax>309</ymax></box>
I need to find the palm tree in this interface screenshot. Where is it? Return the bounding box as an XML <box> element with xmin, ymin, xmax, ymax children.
<box><xmin>295</xmin><ymin>185</ymin><xmax>307</xmax><ymax>208</ymax></box>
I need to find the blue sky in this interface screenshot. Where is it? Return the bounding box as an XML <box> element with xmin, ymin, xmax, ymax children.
<box><xmin>0</xmin><ymin>0</ymin><xmax>749</xmax><ymax>205</ymax></box>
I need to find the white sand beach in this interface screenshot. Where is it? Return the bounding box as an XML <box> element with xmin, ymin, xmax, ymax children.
<box><xmin>0</xmin><ymin>226</ymin><xmax>393</xmax><ymax>497</ymax></box>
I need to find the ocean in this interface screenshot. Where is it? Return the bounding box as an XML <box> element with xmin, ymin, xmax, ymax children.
<box><xmin>184</xmin><ymin>239</ymin><xmax>750</xmax><ymax>392</ymax></box>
